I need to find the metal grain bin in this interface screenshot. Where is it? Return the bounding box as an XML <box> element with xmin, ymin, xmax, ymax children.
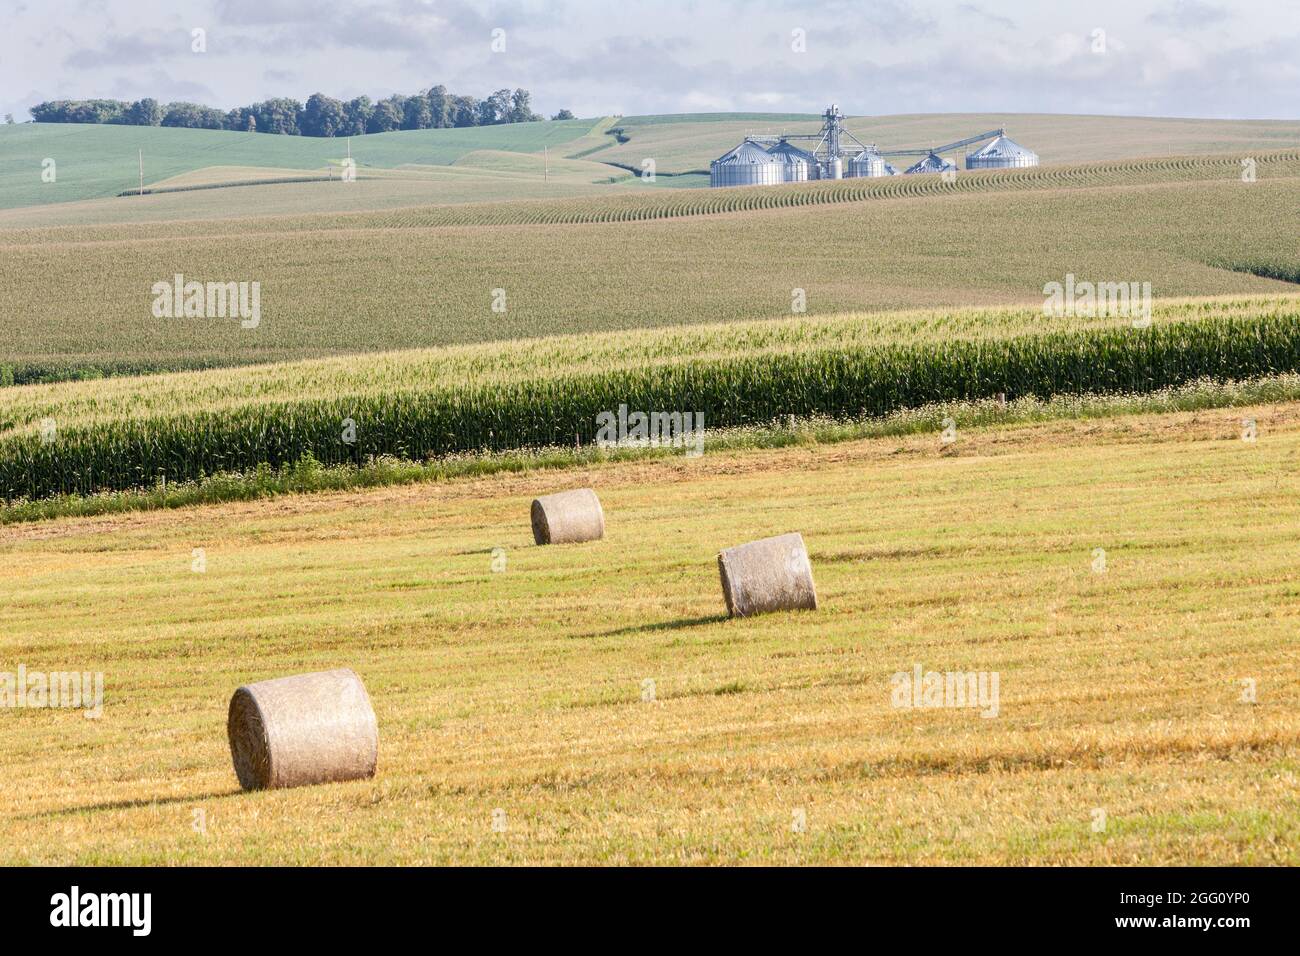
<box><xmin>767</xmin><ymin>140</ymin><xmax>817</xmax><ymax>182</ymax></box>
<box><xmin>965</xmin><ymin>134</ymin><xmax>1039</xmax><ymax>169</ymax></box>
<box><xmin>904</xmin><ymin>152</ymin><xmax>957</xmax><ymax>175</ymax></box>
<box><xmin>847</xmin><ymin>148</ymin><xmax>888</xmax><ymax>178</ymax></box>
<box><xmin>709</xmin><ymin>141</ymin><xmax>784</xmax><ymax>187</ymax></box>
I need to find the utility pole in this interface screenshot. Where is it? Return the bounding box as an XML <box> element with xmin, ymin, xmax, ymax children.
<box><xmin>138</xmin><ymin>148</ymin><xmax>143</xmax><ymax>196</ymax></box>
<box><xmin>544</xmin><ymin>145</ymin><xmax>548</xmax><ymax>183</ymax></box>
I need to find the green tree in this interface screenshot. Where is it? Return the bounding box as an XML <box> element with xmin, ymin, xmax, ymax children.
<box><xmin>509</xmin><ymin>88</ymin><xmax>539</xmax><ymax>123</ymax></box>
<box><xmin>249</xmin><ymin>98</ymin><xmax>302</xmax><ymax>135</ymax></box>
<box><xmin>482</xmin><ymin>88</ymin><xmax>512</xmax><ymax>124</ymax></box>
<box><xmin>402</xmin><ymin>95</ymin><xmax>432</xmax><ymax>130</ymax></box>
<box><xmin>125</xmin><ymin>98</ymin><xmax>163</xmax><ymax>126</ymax></box>
<box><xmin>161</xmin><ymin>102</ymin><xmax>226</xmax><ymax>129</ymax></box>
<box><xmin>451</xmin><ymin>96</ymin><xmax>479</xmax><ymax>127</ymax></box>
<box><xmin>302</xmin><ymin>93</ymin><xmax>347</xmax><ymax>137</ymax></box>
<box><xmin>426</xmin><ymin>85</ymin><xmax>451</xmax><ymax>128</ymax></box>
<box><xmin>344</xmin><ymin>96</ymin><xmax>372</xmax><ymax>136</ymax></box>
<box><xmin>366</xmin><ymin>98</ymin><xmax>402</xmax><ymax>133</ymax></box>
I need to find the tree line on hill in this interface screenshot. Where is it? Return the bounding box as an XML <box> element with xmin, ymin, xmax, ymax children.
<box><xmin>27</xmin><ymin>87</ymin><xmax>576</xmax><ymax>135</ymax></box>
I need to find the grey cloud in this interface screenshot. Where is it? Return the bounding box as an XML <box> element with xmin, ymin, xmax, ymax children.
<box><xmin>1146</xmin><ymin>1</ymin><xmax>1231</xmax><ymax>27</ymax></box>
<box><xmin>106</xmin><ymin>69</ymin><xmax>216</xmax><ymax>103</ymax></box>
<box><xmin>750</xmin><ymin>0</ymin><xmax>937</xmax><ymax>42</ymax></box>
<box><xmin>64</xmin><ymin>32</ymin><xmax>187</xmax><ymax>69</ymax></box>
<box><xmin>957</xmin><ymin>4</ymin><xmax>1016</xmax><ymax>30</ymax></box>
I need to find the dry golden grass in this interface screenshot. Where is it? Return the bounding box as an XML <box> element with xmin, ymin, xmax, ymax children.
<box><xmin>1</xmin><ymin>402</ymin><xmax>1296</xmax><ymax>864</ymax></box>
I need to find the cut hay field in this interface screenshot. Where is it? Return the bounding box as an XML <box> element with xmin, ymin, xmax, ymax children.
<box><xmin>3</xmin><ymin>152</ymin><xmax>1299</xmax><ymax>379</ymax></box>
<box><xmin>1</xmin><ymin>401</ymin><xmax>1297</xmax><ymax>864</ymax></box>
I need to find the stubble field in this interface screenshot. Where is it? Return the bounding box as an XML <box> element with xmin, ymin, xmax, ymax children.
<box><xmin>1</xmin><ymin>403</ymin><xmax>1297</xmax><ymax>864</ymax></box>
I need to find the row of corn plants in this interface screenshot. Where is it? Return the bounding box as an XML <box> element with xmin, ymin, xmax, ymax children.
<box><xmin>4</xmin><ymin>312</ymin><xmax>1300</xmax><ymax>502</ymax></box>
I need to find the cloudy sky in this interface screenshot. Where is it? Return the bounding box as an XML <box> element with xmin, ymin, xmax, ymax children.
<box><xmin>3</xmin><ymin>0</ymin><xmax>1297</xmax><ymax>121</ymax></box>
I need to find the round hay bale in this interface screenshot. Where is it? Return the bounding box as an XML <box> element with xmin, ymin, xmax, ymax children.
<box><xmin>227</xmin><ymin>668</ymin><xmax>378</xmax><ymax>791</ymax></box>
<box><xmin>717</xmin><ymin>532</ymin><xmax>818</xmax><ymax>617</ymax></box>
<box><xmin>531</xmin><ymin>488</ymin><xmax>605</xmax><ymax>545</ymax></box>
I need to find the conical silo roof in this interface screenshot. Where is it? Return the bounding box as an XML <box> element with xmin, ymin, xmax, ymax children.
<box><xmin>767</xmin><ymin>140</ymin><xmax>817</xmax><ymax>164</ymax></box>
<box><xmin>714</xmin><ymin>141</ymin><xmax>779</xmax><ymax>165</ymax></box>
<box><xmin>967</xmin><ymin>134</ymin><xmax>1037</xmax><ymax>162</ymax></box>
<box><xmin>904</xmin><ymin>152</ymin><xmax>956</xmax><ymax>174</ymax></box>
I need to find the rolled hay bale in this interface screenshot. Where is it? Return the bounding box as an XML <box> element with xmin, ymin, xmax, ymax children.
<box><xmin>227</xmin><ymin>668</ymin><xmax>378</xmax><ymax>791</ymax></box>
<box><xmin>718</xmin><ymin>532</ymin><xmax>818</xmax><ymax>618</ymax></box>
<box><xmin>531</xmin><ymin>488</ymin><xmax>605</xmax><ymax>545</ymax></box>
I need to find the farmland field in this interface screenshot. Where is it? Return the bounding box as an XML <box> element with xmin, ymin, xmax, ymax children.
<box><xmin>5</xmin><ymin>295</ymin><xmax>1300</xmax><ymax>502</ymax></box>
<box><xmin>0</xmin><ymin>155</ymin><xmax>639</xmax><ymax>228</ymax></box>
<box><xmin>0</xmin><ymin>118</ymin><xmax>607</xmax><ymax>209</ymax></box>
<box><xmin>1</xmin><ymin>402</ymin><xmax>1297</xmax><ymax>864</ymax></box>
<box><xmin>3</xmin><ymin>150</ymin><xmax>1299</xmax><ymax>378</ymax></box>
<box><xmin>601</xmin><ymin>112</ymin><xmax>1300</xmax><ymax>174</ymax></box>
<box><xmin>2</xmin><ymin>104</ymin><xmax>1298</xmax><ymax>872</ymax></box>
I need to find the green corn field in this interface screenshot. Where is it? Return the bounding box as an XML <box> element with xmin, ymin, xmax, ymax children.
<box><xmin>4</xmin><ymin>296</ymin><xmax>1299</xmax><ymax>501</ymax></box>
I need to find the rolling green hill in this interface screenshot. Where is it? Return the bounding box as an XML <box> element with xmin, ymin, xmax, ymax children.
<box><xmin>5</xmin><ymin>113</ymin><xmax>1298</xmax><ymax>219</ymax></box>
<box><xmin>0</xmin><ymin>118</ymin><xmax>605</xmax><ymax>209</ymax></box>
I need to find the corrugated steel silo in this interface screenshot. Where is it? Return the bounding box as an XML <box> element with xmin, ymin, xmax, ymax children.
<box><xmin>847</xmin><ymin>148</ymin><xmax>887</xmax><ymax>178</ymax></box>
<box><xmin>965</xmin><ymin>134</ymin><xmax>1038</xmax><ymax>169</ymax></box>
<box><xmin>767</xmin><ymin>140</ymin><xmax>817</xmax><ymax>183</ymax></box>
<box><xmin>826</xmin><ymin>156</ymin><xmax>843</xmax><ymax>180</ymax></box>
<box><xmin>709</xmin><ymin>141</ymin><xmax>784</xmax><ymax>187</ymax></box>
<box><xmin>903</xmin><ymin>152</ymin><xmax>956</xmax><ymax>175</ymax></box>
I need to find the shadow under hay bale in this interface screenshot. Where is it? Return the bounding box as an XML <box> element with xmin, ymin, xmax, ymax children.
<box><xmin>718</xmin><ymin>532</ymin><xmax>818</xmax><ymax>618</ymax></box>
<box><xmin>531</xmin><ymin>488</ymin><xmax>605</xmax><ymax>545</ymax></box>
<box><xmin>227</xmin><ymin>668</ymin><xmax>378</xmax><ymax>791</ymax></box>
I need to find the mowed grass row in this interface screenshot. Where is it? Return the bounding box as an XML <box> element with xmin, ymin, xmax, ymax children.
<box><xmin>6</xmin><ymin>299</ymin><xmax>1300</xmax><ymax>501</ymax></box>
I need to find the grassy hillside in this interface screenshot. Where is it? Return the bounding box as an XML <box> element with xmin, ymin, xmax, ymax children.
<box><xmin>2</xmin><ymin>153</ymin><xmax>1298</xmax><ymax>376</ymax></box>
<box><xmin>2</xmin><ymin>403</ymin><xmax>1296</xmax><ymax>864</ymax></box>
<box><xmin>0</xmin><ymin>157</ymin><xmax>635</xmax><ymax>228</ymax></box>
<box><xmin>6</xmin><ymin>113</ymin><xmax>1296</xmax><ymax>218</ymax></box>
<box><xmin>0</xmin><ymin>118</ymin><xmax>605</xmax><ymax>209</ymax></box>
<box><xmin>604</xmin><ymin>112</ymin><xmax>1300</xmax><ymax>174</ymax></box>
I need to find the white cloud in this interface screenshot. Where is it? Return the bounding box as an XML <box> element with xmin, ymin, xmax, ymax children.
<box><xmin>0</xmin><ymin>0</ymin><xmax>1296</xmax><ymax>121</ymax></box>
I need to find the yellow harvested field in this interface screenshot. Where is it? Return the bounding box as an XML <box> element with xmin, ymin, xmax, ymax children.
<box><xmin>2</xmin><ymin>403</ymin><xmax>1296</xmax><ymax>864</ymax></box>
